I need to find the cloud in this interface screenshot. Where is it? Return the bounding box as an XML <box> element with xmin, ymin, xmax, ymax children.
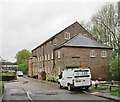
<box><xmin>0</xmin><ymin>0</ymin><xmax>118</xmax><ymax>62</ymax></box>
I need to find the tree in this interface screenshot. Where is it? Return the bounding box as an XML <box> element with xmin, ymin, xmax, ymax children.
<box><xmin>109</xmin><ymin>55</ymin><xmax>120</xmax><ymax>81</ymax></box>
<box><xmin>15</xmin><ymin>49</ymin><xmax>32</xmax><ymax>74</ymax></box>
<box><xmin>17</xmin><ymin>60</ymin><xmax>28</xmax><ymax>74</ymax></box>
<box><xmin>15</xmin><ymin>49</ymin><xmax>32</xmax><ymax>64</ymax></box>
<box><xmin>88</xmin><ymin>3</ymin><xmax>118</xmax><ymax>50</ymax></box>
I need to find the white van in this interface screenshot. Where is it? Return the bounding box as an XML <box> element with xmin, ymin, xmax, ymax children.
<box><xmin>16</xmin><ymin>71</ymin><xmax>23</xmax><ymax>77</ymax></box>
<box><xmin>58</xmin><ymin>68</ymin><xmax>92</xmax><ymax>91</ymax></box>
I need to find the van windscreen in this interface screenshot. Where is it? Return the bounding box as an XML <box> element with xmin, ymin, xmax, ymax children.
<box><xmin>75</xmin><ymin>75</ymin><xmax>89</xmax><ymax>78</ymax></box>
<box><xmin>74</xmin><ymin>70</ymin><xmax>89</xmax><ymax>72</ymax></box>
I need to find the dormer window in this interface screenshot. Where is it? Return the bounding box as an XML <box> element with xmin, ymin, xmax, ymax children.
<box><xmin>65</xmin><ymin>32</ymin><xmax>70</xmax><ymax>40</ymax></box>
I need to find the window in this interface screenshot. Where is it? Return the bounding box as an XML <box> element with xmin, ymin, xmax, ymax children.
<box><xmin>101</xmin><ymin>51</ymin><xmax>106</xmax><ymax>57</ymax></box>
<box><xmin>45</xmin><ymin>55</ymin><xmax>47</xmax><ymax>61</ymax></box>
<box><xmin>58</xmin><ymin>51</ymin><xmax>60</xmax><ymax>58</ymax></box>
<box><xmin>38</xmin><ymin>57</ymin><xmax>39</xmax><ymax>62</ymax></box>
<box><xmin>91</xmin><ymin>50</ymin><xmax>95</xmax><ymax>57</ymax></box>
<box><xmin>51</xmin><ymin>53</ymin><xmax>53</xmax><ymax>59</ymax></box>
<box><xmin>58</xmin><ymin>67</ymin><xmax>61</xmax><ymax>75</ymax></box>
<box><xmin>48</xmin><ymin>54</ymin><xmax>50</xmax><ymax>60</ymax></box>
<box><xmin>40</xmin><ymin>56</ymin><xmax>41</xmax><ymax>61</ymax></box>
<box><xmin>65</xmin><ymin>32</ymin><xmax>70</xmax><ymax>39</ymax></box>
<box><xmin>45</xmin><ymin>68</ymin><xmax>47</xmax><ymax>73</ymax></box>
<box><xmin>48</xmin><ymin>67</ymin><xmax>50</xmax><ymax>73</ymax></box>
<box><xmin>42</xmin><ymin>56</ymin><xmax>44</xmax><ymax>61</ymax></box>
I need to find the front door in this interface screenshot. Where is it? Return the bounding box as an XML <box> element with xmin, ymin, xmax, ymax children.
<box><xmin>40</xmin><ymin>67</ymin><xmax>42</xmax><ymax>77</ymax></box>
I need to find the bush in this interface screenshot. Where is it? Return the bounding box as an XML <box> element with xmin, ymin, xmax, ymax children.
<box><xmin>109</xmin><ymin>55</ymin><xmax>120</xmax><ymax>81</ymax></box>
<box><xmin>2</xmin><ymin>72</ymin><xmax>15</xmax><ymax>76</ymax></box>
<box><xmin>40</xmin><ymin>71</ymin><xmax>46</xmax><ymax>80</ymax></box>
<box><xmin>32</xmin><ymin>75</ymin><xmax>38</xmax><ymax>79</ymax></box>
<box><xmin>0</xmin><ymin>82</ymin><xmax>4</xmax><ymax>95</ymax></box>
<box><xmin>17</xmin><ymin>60</ymin><xmax>28</xmax><ymax>75</ymax></box>
<box><xmin>48</xmin><ymin>74</ymin><xmax>59</xmax><ymax>82</ymax></box>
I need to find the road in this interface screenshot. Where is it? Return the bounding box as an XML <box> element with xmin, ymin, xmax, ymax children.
<box><xmin>2</xmin><ymin>77</ymin><xmax>116</xmax><ymax>101</ymax></box>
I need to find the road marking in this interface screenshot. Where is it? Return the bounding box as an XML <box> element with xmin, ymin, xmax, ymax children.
<box><xmin>27</xmin><ymin>92</ymin><xmax>33</xmax><ymax>102</ymax></box>
<box><xmin>90</xmin><ymin>92</ymin><xmax>100</xmax><ymax>95</ymax></box>
<box><xmin>83</xmin><ymin>91</ymin><xmax>88</xmax><ymax>94</ymax></box>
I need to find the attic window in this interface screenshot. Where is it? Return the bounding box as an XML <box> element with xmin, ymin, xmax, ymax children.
<box><xmin>65</xmin><ymin>32</ymin><xmax>70</xmax><ymax>40</ymax></box>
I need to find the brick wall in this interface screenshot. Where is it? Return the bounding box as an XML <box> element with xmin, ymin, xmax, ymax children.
<box><xmin>30</xmin><ymin>22</ymin><xmax>112</xmax><ymax>80</ymax></box>
<box><xmin>55</xmin><ymin>47</ymin><xmax>112</xmax><ymax>80</ymax></box>
<box><xmin>28</xmin><ymin>58</ymin><xmax>33</xmax><ymax>77</ymax></box>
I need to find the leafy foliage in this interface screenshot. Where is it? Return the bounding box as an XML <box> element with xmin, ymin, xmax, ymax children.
<box><xmin>82</xmin><ymin>3</ymin><xmax>118</xmax><ymax>50</ymax></box>
<box><xmin>110</xmin><ymin>55</ymin><xmax>120</xmax><ymax>81</ymax></box>
<box><xmin>2</xmin><ymin>72</ymin><xmax>15</xmax><ymax>76</ymax></box>
<box><xmin>47</xmin><ymin>74</ymin><xmax>59</xmax><ymax>82</ymax></box>
<box><xmin>15</xmin><ymin>49</ymin><xmax>32</xmax><ymax>64</ymax></box>
<box><xmin>17</xmin><ymin>60</ymin><xmax>28</xmax><ymax>74</ymax></box>
<box><xmin>15</xmin><ymin>49</ymin><xmax>31</xmax><ymax>74</ymax></box>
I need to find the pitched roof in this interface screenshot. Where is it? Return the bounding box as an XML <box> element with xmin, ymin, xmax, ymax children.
<box><xmin>32</xmin><ymin>21</ymin><xmax>93</xmax><ymax>52</ymax></box>
<box><xmin>56</xmin><ymin>34</ymin><xmax>112</xmax><ymax>49</ymax></box>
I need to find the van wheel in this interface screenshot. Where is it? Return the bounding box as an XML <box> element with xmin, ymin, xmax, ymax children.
<box><xmin>68</xmin><ymin>84</ymin><xmax>72</xmax><ymax>91</ymax></box>
<box><xmin>58</xmin><ymin>83</ymin><xmax>62</xmax><ymax>89</ymax></box>
<box><xmin>85</xmin><ymin>87</ymin><xmax>89</xmax><ymax>91</ymax></box>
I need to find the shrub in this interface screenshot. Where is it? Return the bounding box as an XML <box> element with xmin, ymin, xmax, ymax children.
<box><xmin>2</xmin><ymin>72</ymin><xmax>15</xmax><ymax>76</ymax></box>
<box><xmin>110</xmin><ymin>55</ymin><xmax>120</xmax><ymax>81</ymax></box>
<box><xmin>40</xmin><ymin>71</ymin><xmax>46</xmax><ymax>80</ymax></box>
<box><xmin>48</xmin><ymin>74</ymin><xmax>59</xmax><ymax>82</ymax></box>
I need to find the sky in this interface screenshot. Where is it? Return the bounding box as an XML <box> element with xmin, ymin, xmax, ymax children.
<box><xmin>0</xmin><ymin>0</ymin><xmax>119</xmax><ymax>62</ymax></box>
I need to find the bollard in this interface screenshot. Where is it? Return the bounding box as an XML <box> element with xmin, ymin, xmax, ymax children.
<box><xmin>95</xmin><ymin>83</ymin><xmax>98</xmax><ymax>88</ymax></box>
<box><xmin>110</xmin><ymin>86</ymin><xmax>112</xmax><ymax>91</ymax></box>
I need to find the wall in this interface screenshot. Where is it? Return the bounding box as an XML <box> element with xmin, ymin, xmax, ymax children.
<box><xmin>55</xmin><ymin>47</ymin><xmax>112</xmax><ymax>80</ymax></box>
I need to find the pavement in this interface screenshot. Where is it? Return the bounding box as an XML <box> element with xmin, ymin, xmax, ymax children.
<box><xmin>87</xmin><ymin>90</ymin><xmax>120</xmax><ymax>102</ymax></box>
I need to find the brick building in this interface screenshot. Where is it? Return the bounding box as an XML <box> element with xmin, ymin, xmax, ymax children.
<box><xmin>28</xmin><ymin>22</ymin><xmax>112</xmax><ymax>80</ymax></box>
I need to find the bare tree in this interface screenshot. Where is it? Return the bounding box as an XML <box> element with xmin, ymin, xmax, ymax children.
<box><xmin>89</xmin><ymin>3</ymin><xmax>118</xmax><ymax>50</ymax></box>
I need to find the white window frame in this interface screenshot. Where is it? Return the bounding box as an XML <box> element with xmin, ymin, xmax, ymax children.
<box><xmin>51</xmin><ymin>53</ymin><xmax>53</xmax><ymax>59</ymax></box>
<box><xmin>58</xmin><ymin>51</ymin><xmax>60</xmax><ymax>59</ymax></box>
<box><xmin>65</xmin><ymin>32</ymin><xmax>70</xmax><ymax>40</ymax></box>
<box><xmin>48</xmin><ymin>54</ymin><xmax>50</xmax><ymax>60</ymax></box>
<box><xmin>42</xmin><ymin>56</ymin><xmax>44</xmax><ymax>61</ymax></box>
<box><xmin>58</xmin><ymin>67</ymin><xmax>61</xmax><ymax>75</ymax></box>
<box><xmin>40</xmin><ymin>56</ymin><xmax>41</xmax><ymax>61</ymax></box>
<box><xmin>90</xmin><ymin>50</ymin><xmax>95</xmax><ymax>57</ymax></box>
<box><xmin>48</xmin><ymin>67</ymin><xmax>50</xmax><ymax>73</ymax></box>
<box><xmin>45</xmin><ymin>67</ymin><xmax>47</xmax><ymax>73</ymax></box>
<box><xmin>45</xmin><ymin>55</ymin><xmax>47</xmax><ymax>61</ymax></box>
<box><xmin>101</xmin><ymin>51</ymin><xmax>106</xmax><ymax>57</ymax></box>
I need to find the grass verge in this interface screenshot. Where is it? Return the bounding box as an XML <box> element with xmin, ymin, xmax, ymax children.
<box><xmin>0</xmin><ymin>82</ymin><xmax>4</xmax><ymax>96</ymax></box>
<box><xmin>92</xmin><ymin>87</ymin><xmax>109</xmax><ymax>91</ymax></box>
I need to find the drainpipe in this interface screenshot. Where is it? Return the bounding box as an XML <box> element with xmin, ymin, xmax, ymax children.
<box><xmin>53</xmin><ymin>43</ymin><xmax>56</xmax><ymax>71</ymax></box>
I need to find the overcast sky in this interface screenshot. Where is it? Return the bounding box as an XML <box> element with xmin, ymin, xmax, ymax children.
<box><xmin>0</xmin><ymin>0</ymin><xmax>119</xmax><ymax>62</ymax></box>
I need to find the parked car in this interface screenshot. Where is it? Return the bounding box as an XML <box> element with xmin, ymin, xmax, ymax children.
<box><xmin>16</xmin><ymin>71</ymin><xmax>23</xmax><ymax>77</ymax></box>
<box><xmin>58</xmin><ymin>68</ymin><xmax>92</xmax><ymax>91</ymax></box>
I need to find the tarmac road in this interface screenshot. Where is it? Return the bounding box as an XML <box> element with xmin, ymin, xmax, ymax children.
<box><xmin>2</xmin><ymin>77</ymin><xmax>117</xmax><ymax>102</ymax></box>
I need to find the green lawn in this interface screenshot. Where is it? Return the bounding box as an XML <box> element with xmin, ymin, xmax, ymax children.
<box><xmin>92</xmin><ymin>87</ymin><xmax>109</xmax><ymax>91</ymax></box>
<box><xmin>91</xmin><ymin>86</ymin><xmax>120</xmax><ymax>97</ymax></box>
<box><xmin>109</xmin><ymin>89</ymin><xmax>120</xmax><ymax>97</ymax></box>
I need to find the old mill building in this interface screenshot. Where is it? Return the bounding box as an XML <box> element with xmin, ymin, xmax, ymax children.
<box><xmin>28</xmin><ymin>22</ymin><xmax>112</xmax><ymax>80</ymax></box>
